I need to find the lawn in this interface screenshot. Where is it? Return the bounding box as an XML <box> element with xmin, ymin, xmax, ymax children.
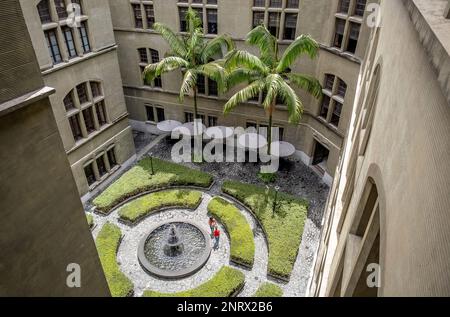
<box><xmin>253</xmin><ymin>282</ymin><xmax>283</xmax><ymax>297</ymax></box>
<box><xmin>93</xmin><ymin>158</ymin><xmax>213</xmax><ymax>213</ymax></box>
<box><xmin>142</xmin><ymin>266</ymin><xmax>245</xmax><ymax>297</ymax></box>
<box><xmin>222</xmin><ymin>181</ymin><xmax>308</xmax><ymax>280</ymax></box>
<box><xmin>207</xmin><ymin>197</ymin><xmax>255</xmax><ymax>267</ymax></box>
<box><xmin>118</xmin><ymin>190</ymin><xmax>202</xmax><ymax>224</ymax></box>
<box><xmin>95</xmin><ymin>223</ymin><xmax>134</xmax><ymax>297</ymax></box>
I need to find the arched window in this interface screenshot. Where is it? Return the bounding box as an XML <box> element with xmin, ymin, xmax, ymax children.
<box><xmin>319</xmin><ymin>74</ymin><xmax>347</xmax><ymax>128</ymax></box>
<box><xmin>37</xmin><ymin>0</ymin><xmax>52</xmax><ymax>24</ymax></box>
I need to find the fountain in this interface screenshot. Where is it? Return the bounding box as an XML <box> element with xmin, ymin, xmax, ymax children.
<box><xmin>137</xmin><ymin>220</ymin><xmax>212</xmax><ymax>279</ymax></box>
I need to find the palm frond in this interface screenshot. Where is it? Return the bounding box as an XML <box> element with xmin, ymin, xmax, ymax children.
<box><xmin>278</xmin><ymin>80</ymin><xmax>304</xmax><ymax>124</ymax></box>
<box><xmin>143</xmin><ymin>63</ymin><xmax>159</xmax><ymax>84</ymax></box>
<box><xmin>225</xmin><ymin>50</ymin><xmax>269</xmax><ymax>75</ymax></box>
<box><xmin>246</xmin><ymin>25</ymin><xmax>277</xmax><ymax>66</ymax></box>
<box><xmin>186</xmin><ymin>8</ymin><xmax>203</xmax><ymax>34</ymax></box>
<box><xmin>179</xmin><ymin>70</ymin><xmax>198</xmax><ymax>101</ymax></box>
<box><xmin>262</xmin><ymin>74</ymin><xmax>283</xmax><ymax>110</ymax></box>
<box><xmin>225</xmin><ymin>68</ymin><xmax>260</xmax><ymax>89</ymax></box>
<box><xmin>201</xmin><ymin>34</ymin><xmax>235</xmax><ymax>63</ymax></box>
<box><xmin>276</xmin><ymin>34</ymin><xmax>319</xmax><ymax>73</ymax></box>
<box><xmin>196</xmin><ymin>62</ymin><xmax>227</xmax><ymax>94</ymax></box>
<box><xmin>154</xmin><ymin>23</ymin><xmax>187</xmax><ymax>58</ymax></box>
<box><xmin>223</xmin><ymin>80</ymin><xmax>266</xmax><ymax>114</ymax></box>
<box><xmin>155</xmin><ymin>57</ymin><xmax>189</xmax><ymax>77</ymax></box>
<box><xmin>287</xmin><ymin>73</ymin><xmax>323</xmax><ymax>99</ymax></box>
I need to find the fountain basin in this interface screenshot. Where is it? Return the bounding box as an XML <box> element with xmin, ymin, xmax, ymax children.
<box><xmin>137</xmin><ymin>219</ymin><xmax>212</xmax><ymax>279</ymax></box>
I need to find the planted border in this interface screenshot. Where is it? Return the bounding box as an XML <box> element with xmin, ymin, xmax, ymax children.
<box><xmin>207</xmin><ymin>197</ymin><xmax>255</xmax><ymax>267</ymax></box>
<box><xmin>93</xmin><ymin>158</ymin><xmax>213</xmax><ymax>214</ymax></box>
<box><xmin>86</xmin><ymin>214</ymin><xmax>94</xmax><ymax>229</ymax></box>
<box><xmin>118</xmin><ymin>190</ymin><xmax>202</xmax><ymax>225</ymax></box>
<box><xmin>96</xmin><ymin>223</ymin><xmax>134</xmax><ymax>297</ymax></box>
<box><xmin>222</xmin><ymin>181</ymin><xmax>308</xmax><ymax>280</ymax></box>
<box><xmin>253</xmin><ymin>282</ymin><xmax>283</xmax><ymax>297</ymax></box>
<box><xmin>142</xmin><ymin>266</ymin><xmax>245</xmax><ymax>297</ymax></box>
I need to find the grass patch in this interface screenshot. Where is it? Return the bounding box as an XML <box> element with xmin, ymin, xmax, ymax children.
<box><xmin>86</xmin><ymin>214</ymin><xmax>94</xmax><ymax>229</ymax></box>
<box><xmin>222</xmin><ymin>181</ymin><xmax>308</xmax><ymax>280</ymax></box>
<box><xmin>93</xmin><ymin>158</ymin><xmax>213</xmax><ymax>213</ymax></box>
<box><xmin>143</xmin><ymin>266</ymin><xmax>245</xmax><ymax>297</ymax></box>
<box><xmin>207</xmin><ymin>197</ymin><xmax>255</xmax><ymax>267</ymax></box>
<box><xmin>118</xmin><ymin>190</ymin><xmax>202</xmax><ymax>224</ymax></box>
<box><xmin>253</xmin><ymin>283</ymin><xmax>283</xmax><ymax>297</ymax></box>
<box><xmin>258</xmin><ymin>172</ymin><xmax>277</xmax><ymax>184</ymax></box>
<box><xmin>96</xmin><ymin>223</ymin><xmax>133</xmax><ymax>297</ymax></box>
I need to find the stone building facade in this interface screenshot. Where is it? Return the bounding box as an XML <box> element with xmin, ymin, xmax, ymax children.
<box><xmin>19</xmin><ymin>0</ymin><xmax>136</xmax><ymax>200</ymax></box>
<box><xmin>308</xmin><ymin>0</ymin><xmax>450</xmax><ymax>296</ymax></box>
<box><xmin>109</xmin><ymin>0</ymin><xmax>375</xmax><ymax>184</ymax></box>
<box><xmin>0</xmin><ymin>0</ymin><xmax>109</xmax><ymax>296</ymax></box>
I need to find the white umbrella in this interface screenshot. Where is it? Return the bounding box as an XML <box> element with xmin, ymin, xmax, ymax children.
<box><xmin>238</xmin><ymin>133</ymin><xmax>267</xmax><ymax>150</ymax></box>
<box><xmin>156</xmin><ymin>120</ymin><xmax>182</xmax><ymax>132</ymax></box>
<box><xmin>269</xmin><ymin>141</ymin><xmax>296</xmax><ymax>157</ymax></box>
<box><xmin>173</xmin><ymin>121</ymin><xmax>206</xmax><ymax>136</ymax></box>
<box><xmin>204</xmin><ymin>126</ymin><xmax>234</xmax><ymax>140</ymax></box>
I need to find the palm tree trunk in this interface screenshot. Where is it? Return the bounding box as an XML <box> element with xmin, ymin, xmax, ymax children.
<box><xmin>267</xmin><ymin>101</ymin><xmax>275</xmax><ymax>155</ymax></box>
<box><xmin>193</xmin><ymin>85</ymin><xmax>199</xmax><ymax>120</ymax></box>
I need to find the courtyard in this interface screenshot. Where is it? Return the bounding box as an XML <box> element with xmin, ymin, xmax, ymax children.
<box><xmin>86</xmin><ymin>131</ymin><xmax>329</xmax><ymax>297</ymax></box>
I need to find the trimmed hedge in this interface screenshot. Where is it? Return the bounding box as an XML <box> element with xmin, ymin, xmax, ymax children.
<box><xmin>222</xmin><ymin>181</ymin><xmax>308</xmax><ymax>280</ymax></box>
<box><xmin>86</xmin><ymin>214</ymin><xmax>94</xmax><ymax>229</ymax></box>
<box><xmin>207</xmin><ymin>197</ymin><xmax>255</xmax><ymax>267</ymax></box>
<box><xmin>93</xmin><ymin>158</ymin><xmax>213</xmax><ymax>214</ymax></box>
<box><xmin>253</xmin><ymin>282</ymin><xmax>283</xmax><ymax>297</ymax></box>
<box><xmin>118</xmin><ymin>190</ymin><xmax>202</xmax><ymax>224</ymax></box>
<box><xmin>143</xmin><ymin>266</ymin><xmax>245</xmax><ymax>297</ymax></box>
<box><xmin>96</xmin><ymin>223</ymin><xmax>134</xmax><ymax>297</ymax></box>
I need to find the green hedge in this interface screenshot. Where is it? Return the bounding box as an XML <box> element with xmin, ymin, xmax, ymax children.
<box><xmin>118</xmin><ymin>190</ymin><xmax>202</xmax><ymax>224</ymax></box>
<box><xmin>207</xmin><ymin>197</ymin><xmax>255</xmax><ymax>267</ymax></box>
<box><xmin>96</xmin><ymin>223</ymin><xmax>134</xmax><ymax>297</ymax></box>
<box><xmin>222</xmin><ymin>181</ymin><xmax>308</xmax><ymax>280</ymax></box>
<box><xmin>86</xmin><ymin>214</ymin><xmax>94</xmax><ymax>229</ymax></box>
<box><xmin>93</xmin><ymin>158</ymin><xmax>213</xmax><ymax>213</ymax></box>
<box><xmin>143</xmin><ymin>266</ymin><xmax>245</xmax><ymax>297</ymax></box>
<box><xmin>253</xmin><ymin>283</ymin><xmax>283</xmax><ymax>297</ymax></box>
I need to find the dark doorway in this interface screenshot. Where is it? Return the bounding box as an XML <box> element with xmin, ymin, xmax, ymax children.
<box><xmin>312</xmin><ymin>141</ymin><xmax>330</xmax><ymax>171</ymax></box>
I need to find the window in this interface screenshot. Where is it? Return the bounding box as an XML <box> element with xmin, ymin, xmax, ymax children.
<box><xmin>37</xmin><ymin>0</ymin><xmax>52</xmax><ymax>24</ymax></box>
<box><xmin>354</xmin><ymin>0</ymin><xmax>367</xmax><ymax>16</ymax></box>
<box><xmin>330</xmin><ymin>101</ymin><xmax>343</xmax><ymax>126</ymax></box>
<box><xmin>55</xmin><ymin>0</ymin><xmax>68</xmax><ymax>20</ymax></box>
<box><xmin>84</xmin><ymin>163</ymin><xmax>96</xmax><ymax>186</ymax></box>
<box><xmin>62</xmin><ymin>27</ymin><xmax>77</xmax><ymax>58</ymax></box>
<box><xmin>91</xmin><ymin>82</ymin><xmax>102</xmax><ymax>98</ymax></box>
<box><xmin>185</xmin><ymin>112</ymin><xmax>194</xmax><ymax>123</ymax></box>
<box><xmin>69</xmin><ymin>115</ymin><xmax>83</xmax><ymax>141</ymax></box>
<box><xmin>286</xmin><ymin>0</ymin><xmax>299</xmax><ymax>9</ymax></box>
<box><xmin>150</xmin><ymin>49</ymin><xmax>159</xmax><ymax>63</ymax></box>
<box><xmin>208</xmin><ymin>79</ymin><xmax>218</xmax><ymax>96</ymax></box>
<box><xmin>339</xmin><ymin>0</ymin><xmax>351</xmax><ymax>14</ymax></box>
<box><xmin>320</xmin><ymin>96</ymin><xmax>330</xmax><ymax>119</ymax></box>
<box><xmin>79</xmin><ymin>22</ymin><xmax>91</xmax><ymax>53</ymax></box>
<box><xmin>138</xmin><ymin>48</ymin><xmax>148</xmax><ymax>63</ymax></box>
<box><xmin>96</xmin><ymin>156</ymin><xmax>107</xmax><ymax>178</ymax></box>
<box><xmin>144</xmin><ymin>4</ymin><xmax>155</xmax><ymax>29</ymax></box>
<box><xmin>179</xmin><ymin>7</ymin><xmax>188</xmax><ymax>32</ymax></box>
<box><xmin>253</xmin><ymin>0</ymin><xmax>265</xmax><ymax>7</ymax></box>
<box><xmin>337</xmin><ymin>79</ymin><xmax>347</xmax><ymax>98</ymax></box>
<box><xmin>45</xmin><ymin>30</ymin><xmax>62</xmax><ymax>64</ymax></box>
<box><xmin>283</xmin><ymin>13</ymin><xmax>297</xmax><ymax>40</ymax></box>
<box><xmin>64</xmin><ymin>93</ymin><xmax>75</xmax><ymax>111</ymax></box>
<box><xmin>156</xmin><ymin>107</ymin><xmax>165</xmax><ymax>122</ymax></box>
<box><xmin>207</xmin><ymin>9</ymin><xmax>217</xmax><ymax>34</ymax></box>
<box><xmin>246</xmin><ymin>121</ymin><xmax>257</xmax><ymax>129</ymax></box>
<box><xmin>324</xmin><ymin>74</ymin><xmax>335</xmax><ymax>91</ymax></box>
<box><xmin>197</xmin><ymin>74</ymin><xmax>206</xmax><ymax>94</ymax></box>
<box><xmin>76</xmin><ymin>83</ymin><xmax>88</xmax><ymax>104</ymax></box>
<box><xmin>269</xmin><ymin>0</ymin><xmax>282</xmax><ymax>8</ymax></box>
<box><xmin>154</xmin><ymin>76</ymin><xmax>162</xmax><ymax>88</ymax></box>
<box><xmin>107</xmin><ymin>148</ymin><xmax>118</xmax><ymax>168</ymax></box>
<box><xmin>83</xmin><ymin>107</ymin><xmax>96</xmax><ymax>133</ymax></box>
<box><xmin>192</xmin><ymin>0</ymin><xmax>202</xmax><ymax>3</ymax></box>
<box><xmin>133</xmin><ymin>4</ymin><xmax>143</xmax><ymax>28</ymax></box>
<box><xmin>207</xmin><ymin>116</ymin><xmax>217</xmax><ymax>127</ymax></box>
<box><xmin>146</xmin><ymin>105</ymin><xmax>155</xmax><ymax>122</ymax></box>
<box><xmin>95</xmin><ymin>101</ymin><xmax>107</xmax><ymax>126</ymax></box>
<box><xmin>253</xmin><ymin>11</ymin><xmax>265</xmax><ymax>28</ymax></box>
<box><xmin>333</xmin><ymin>19</ymin><xmax>345</xmax><ymax>48</ymax></box>
<box><xmin>346</xmin><ymin>22</ymin><xmax>360</xmax><ymax>53</ymax></box>
<box><xmin>207</xmin><ymin>0</ymin><xmax>218</xmax><ymax>4</ymax></box>
<box><xmin>268</xmin><ymin>12</ymin><xmax>281</xmax><ymax>37</ymax></box>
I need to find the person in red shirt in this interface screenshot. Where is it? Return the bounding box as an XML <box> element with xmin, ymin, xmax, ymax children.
<box><xmin>208</xmin><ymin>217</ymin><xmax>217</xmax><ymax>238</ymax></box>
<box><xmin>213</xmin><ymin>226</ymin><xmax>220</xmax><ymax>250</ymax></box>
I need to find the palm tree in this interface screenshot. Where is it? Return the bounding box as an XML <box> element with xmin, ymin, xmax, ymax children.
<box><xmin>223</xmin><ymin>25</ymin><xmax>322</xmax><ymax>155</ymax></box>
<box><xmin>143</xmin><ymin>8</ymin><xmax>234</xmax><ymax>121</ymax></box>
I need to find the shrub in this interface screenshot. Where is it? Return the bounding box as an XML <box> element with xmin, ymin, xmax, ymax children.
<box><xmin>258</xmin><ymin>172</ymin><xmax>277</xmax><ymax>184</ymax></box>
<box><xmin>118</xmin><ymin>190</ymin><xmax>202</xmax><ymax>224</ymax></box>
<box><xmin>143</xmin><ymin>266</ymin><xmax>245</xmax><ymax>297</ymax></box>
<box><xmin>93</xmin><ymin>158</ymin><xmax>213</xmax><ymax>213</ymax></box>
<box><xmin>253</xmin><ymin>282</ymin><xmax>283</xmax><ymax>297</ymax></box>
<box><xmin>86</xmin><ymin>214</ymin><xmax>94</xmax><ymax>229</ymax></box>
<box><xmin>222</xmin><ymin>181</ymin><xmax>308</xmax><ymax>280</ymax></box>
<box><xmin>96</xmin><ymin>223</ymin><xmax>134</xmax><ymax>297</ymax></box>
<box><xmin>207</xmin><ymin>197</ymin><xmax>255</xmax><ymax>267</ymax></box>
